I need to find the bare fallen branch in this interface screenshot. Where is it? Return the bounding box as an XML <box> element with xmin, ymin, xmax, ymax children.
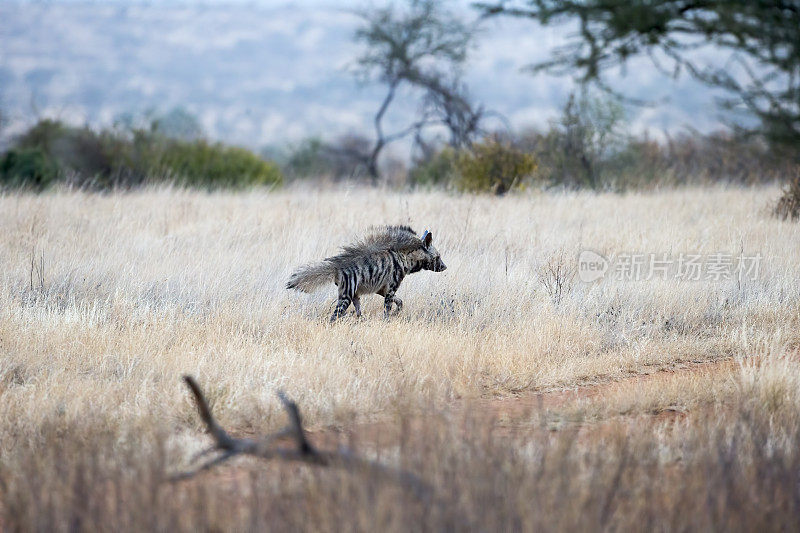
<box><xmin>170</xmin><ymin>376</ymin><xmax>431</xmax><ymax>499</ymax></box>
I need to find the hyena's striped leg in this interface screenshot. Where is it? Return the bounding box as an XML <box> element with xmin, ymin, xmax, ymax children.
<box><xmin>391</xmin><ymin>296</ymin><xmax>403</xmax><ymax>314</ymax></box>
<box><xmin>352</xmin><ymin>295</ymin><xmax>362</xmax><ymax>317</ymax></box>
<box><xmin>331</xmin><ymin>271</ymin><xmax>357</xmax><ymax>322</ymax></box>
<box><xmin>384</xmin><ymin>292</ymin><xmax>397</xmax><ymax>318</ymax></box>
<box><xmin>331</xmin><ymin>295</ymin><xmax>352</xmax><ymax>322</ymax></box>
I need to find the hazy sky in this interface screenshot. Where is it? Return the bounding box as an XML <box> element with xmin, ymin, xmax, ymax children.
<box><xmin>1</xmin><ymin>0</ymin><xmax>736</xmax><ymax>155</ymax></box>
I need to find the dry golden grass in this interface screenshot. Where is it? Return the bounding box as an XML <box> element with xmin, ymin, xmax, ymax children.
<box><xmin>1</xmin><ymin>185</ymin><xmax>799</xmax><ymax>530</ymax></box>
<box><xmin>0</xmin><ymin>186</ymin><xmax>798</xmax><ymax>430</ymax></box>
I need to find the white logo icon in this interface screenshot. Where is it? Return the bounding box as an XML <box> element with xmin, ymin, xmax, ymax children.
<box><xmin>578</xmin><ymin>250</ymin><xmax>609</xmax><ymax>283</ymax></box>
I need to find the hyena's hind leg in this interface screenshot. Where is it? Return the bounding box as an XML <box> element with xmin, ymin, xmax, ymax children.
<box><xmin>331</xmin><ymin>276</ymin><xmax>358</xmax><ymax>322</ymax></box>
<box><xmin>331</xmin><ymin>294</ymin><xmax>352</xmax><ymax>322</ymax></box>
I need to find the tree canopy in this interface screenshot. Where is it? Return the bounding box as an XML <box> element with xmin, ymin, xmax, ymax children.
<box><xmin>477</xmin><ymin>0</ymin><xmax>800</xmax><ymax>151</ymax></box>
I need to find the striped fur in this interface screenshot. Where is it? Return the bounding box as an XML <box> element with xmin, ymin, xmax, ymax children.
<box><xmin>287</xmin><ymin>225</ymin><xmax>447</xmax><ymax>321</ymax></box>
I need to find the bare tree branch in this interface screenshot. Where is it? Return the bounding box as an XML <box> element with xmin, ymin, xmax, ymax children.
<box><xmin>353</xmin><ymin>0</ymin><xmax>486</xmax><ymax>181</ymax></box>
<box><xmin>169</xmin><ymin>376</ymin><xmax>432</xmax><ymax>499</ymax></box>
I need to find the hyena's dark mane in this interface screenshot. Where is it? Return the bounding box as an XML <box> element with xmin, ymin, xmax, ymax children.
<box><xmin>325</xmin><ymin>225</ymin><xmax>423</xmax><ymax>268</ymax></box>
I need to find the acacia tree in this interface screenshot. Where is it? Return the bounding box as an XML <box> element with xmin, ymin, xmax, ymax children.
<box><xmin>477</xmin><ymin>0</ymin><xmax>800</xmax><ymax>151</ymax></box>
<box><xmin>353</xmin><ymin>0</ymin><xmax>485</xmax><ymax>182</ymax></box>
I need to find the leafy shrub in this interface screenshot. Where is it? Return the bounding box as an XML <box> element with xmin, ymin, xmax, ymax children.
<box><xmin>454</xmin><ymin>138</ymin><xmax>537</xmax><ymax>194</ymax></box>
<box><xmin>0</xmin><ymin>148</ymin><xmax>58</xmax><ymax>189</ymax></box>
<box><xmin>774</xmin><ymin>167</ymin><xmax>800</xmax><ymax>221</ymax></box>
<box><xmin>154</xmin><ymin>140</ymin><xmax>282</xmax><ymax>189</ymax></box>
<box><xmin>3</xmin><ymin>119</ymin><xmax>282</xmax><ymax>190</ymax></box>
<box><xmin>408</xmin><ymin>147</ymin><xmax>458</xmax><ymax>187</ymax></box>
<box><xmin>14</xmin><ymin>119</ymin><xmax>151</xmax><ymax>189</ymax></box>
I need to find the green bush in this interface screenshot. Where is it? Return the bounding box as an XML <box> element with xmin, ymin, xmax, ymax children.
<box><xmin>2</xmin><ymin>119</ymin><xmax>283</xmax><ymax>190</ymax></box>
<box><xmin>154</xmin><ymin>140</ymin><xmax>283</xmax><ymax>189</ymax></box>
<box><xmin>408</xmin><ymin>148</ymin><xmax>458</xmax><ymax>187</ymax></box>
<box><xmin>0</xmin><ymin>148</ymin><xmax>58</xmax><ymax>189</ymax></box>
<box><xmin>14</xmin><ymin>119</ymin><xmax>150</xmax><ymax>189</ymax></box>
<box><xmin>455</xmin><ymin>138</ymin><xmax>537</xmax><ymax>194</ymax></box>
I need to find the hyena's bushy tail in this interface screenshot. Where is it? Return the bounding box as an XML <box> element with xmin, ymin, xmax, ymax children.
<box><xmin>286</xmin><ymin>262</ymin><xmax>337</xmax><ymax>292</ymax></box>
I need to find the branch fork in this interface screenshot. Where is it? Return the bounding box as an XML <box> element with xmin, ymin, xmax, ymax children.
<box><xmin>170</xmin><ymin>376</ymin><xmax>430</xmax><ymax>499</ymax></box>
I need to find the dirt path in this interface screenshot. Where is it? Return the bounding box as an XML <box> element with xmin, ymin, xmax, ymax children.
<box><xmin>304</xmin><ymin>357</ymin><xmax>740</xmax><ymax>449</ymax></box>
<box><xmin>471</xmin><ymin>357</ymin><xmax>738</xmax><ymax>417</ymax></box>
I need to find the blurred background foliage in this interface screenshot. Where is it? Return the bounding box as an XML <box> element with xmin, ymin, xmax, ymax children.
<box><xmin>2</xmin><ymin>0</ymin><xmax>798</xmax><ymax>196</ymax></box>
<box><xmin>2</xmin><ymin>94</ymin><xmax>796</xmax><ymax>193</ymax></box>
<box><xmin>0</xmin><ymin>111</ymin><xmax>282</xmax><ymax>191</ymax></box>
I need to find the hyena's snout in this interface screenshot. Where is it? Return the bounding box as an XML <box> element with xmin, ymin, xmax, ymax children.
<box><xmin>435</xmin><ymin>259</ymin><xmax>447</xmax><ymax>272</ymax></box>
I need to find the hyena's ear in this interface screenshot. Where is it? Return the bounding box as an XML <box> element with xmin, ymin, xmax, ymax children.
<box><xmin>422</xmin><ymin>230</ymin><xmax>433</xmax><ymax>247</ymax></box>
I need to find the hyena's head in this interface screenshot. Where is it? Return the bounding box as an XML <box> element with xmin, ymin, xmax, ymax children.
<box><xmin>416</xmin><ymin>230</ymin><xmax>446</xmax><ymax>272</ymax></box>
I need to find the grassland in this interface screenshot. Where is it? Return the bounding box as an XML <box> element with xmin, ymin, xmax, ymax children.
<box><xmin>1</xmin><ymin>185</ymin><xmax>799</xmax><ymax>530</ymax></box>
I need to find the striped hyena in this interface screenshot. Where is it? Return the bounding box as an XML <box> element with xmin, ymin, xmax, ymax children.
<box><xmin>286</xmin><ymin>225</ymin><xmax>447</xmax><ymax>321</ymax></box>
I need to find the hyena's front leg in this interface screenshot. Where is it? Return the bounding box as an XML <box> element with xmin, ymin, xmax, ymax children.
<box><xmin>384</xmin><ymin>292</ymin><xmax>404</xmax><ymax>318</ymax></box>
<box><xmin>352</xmin><ymin>295</ymin><xmax>362</xmax><ymax>318</ymax></box>
<box><xmin>391</xmin><ymin>296</ymin><xmax>403</xmax><ymax>314</ymax></box>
